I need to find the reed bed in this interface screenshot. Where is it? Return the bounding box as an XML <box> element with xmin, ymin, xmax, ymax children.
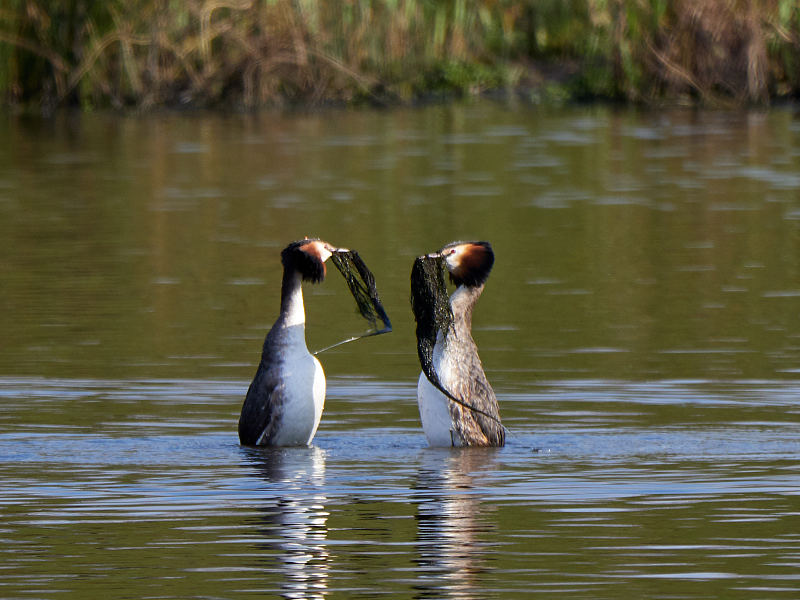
<box><xmin>2</xmin><ymin>0</ymin><xmax>799</xmax><ymax>110</ymax></box>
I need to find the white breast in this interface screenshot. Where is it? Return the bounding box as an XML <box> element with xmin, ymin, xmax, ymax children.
<box><xmin>418</xmin><ymin>373</ymin><xmax>456</xmax><ymax>447</ymax></box>
<box><xmin>417</xmin><ymin>342</ymin><xmax>463</xmax><ymax>447</ymax></box>
<box><xmin>264</xmin><ymin>345</ymin><xmax>326</xmax><ymax>447</ymax></box>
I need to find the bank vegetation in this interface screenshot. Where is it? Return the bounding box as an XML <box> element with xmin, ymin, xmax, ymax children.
<box><xmin>2</xmin><ymin>0</ymin><xmax>799</xmax><ymax>110</ymax></box>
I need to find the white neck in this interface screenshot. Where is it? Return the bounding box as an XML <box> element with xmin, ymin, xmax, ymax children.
<box><xmin>281</xmin><ymin>271</ymin><xmax>306</xmax><ymax>327</ymax></box>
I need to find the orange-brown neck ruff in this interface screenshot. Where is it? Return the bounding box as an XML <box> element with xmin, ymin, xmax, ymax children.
<box><xmin>442</xmin><ymin>241</ymin><xmax>494</xmax><ymax>287</ymax></box>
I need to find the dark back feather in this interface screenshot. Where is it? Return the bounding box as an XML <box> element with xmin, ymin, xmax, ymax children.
<box><xmin>238</xmin><ymin>337</ymin><xmax>283</xmax><ymax>445</ymax></box>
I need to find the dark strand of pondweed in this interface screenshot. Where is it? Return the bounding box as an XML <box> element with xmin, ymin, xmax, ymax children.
<box><xmin>410</xmin><ymin>255</ymin><xmax>452</xmax><ymax>387</ymax></box>
<box><xmin>410</xmin><ymin>255</ymin><xmax>506</xmax><ymax>430</ymax></box>
<box><xmin>331</xmin><ymin>250</ymin><xmax>391</xmax><ymax>333</ymax></box>
<box><xmin>314</xmin><ymin>250</ymin><xmax>391</xmax><ymax>355</ymax></box>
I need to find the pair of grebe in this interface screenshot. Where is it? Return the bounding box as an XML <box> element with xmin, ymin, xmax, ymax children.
<box><xmin>238</xmin><ymin>238</ymin><xmax>504</xmax><ymax>448</ymax></box>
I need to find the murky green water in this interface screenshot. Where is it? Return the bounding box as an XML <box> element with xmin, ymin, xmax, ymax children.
<box><xmin>1</xmin><ymin>104</ymin><xmax>799</xmax><ymax>598</ymax></box>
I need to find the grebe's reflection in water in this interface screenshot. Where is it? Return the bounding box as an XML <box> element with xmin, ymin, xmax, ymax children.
<box><xmin>414</xmin><ymin>448</ymin><xmax>499</xmax><ymax>598</ymax></box>
<box><xmin>242</xmin><ymin>446</ymin><xmax>329</xmax><ymax>600</ymax></box>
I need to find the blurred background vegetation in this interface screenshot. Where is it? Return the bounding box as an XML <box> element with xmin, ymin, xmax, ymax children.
<box><xmin>1</xmin><ymin>0</ymin><xmax>799</xmax><ymax>111</ymax></box>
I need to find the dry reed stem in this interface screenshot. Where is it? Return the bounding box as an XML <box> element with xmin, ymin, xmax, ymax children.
<box><xmin>2</xmin><ymin>0</ymin><xmax>800</xmax><ymax>108</ymax></box>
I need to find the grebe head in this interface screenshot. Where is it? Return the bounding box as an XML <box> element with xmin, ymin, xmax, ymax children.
<box><xmin>438</xmin><ymin>241</ymin><xmax>494</xmax><ymax>287</ymax></box>
<box><xmin>281</xmin><ymin>238</ymin><xmax>342</xmax><ymax>283</ymax></box>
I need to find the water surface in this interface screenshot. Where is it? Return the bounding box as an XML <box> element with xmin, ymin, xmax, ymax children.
<box><xmin>1</xmin><ymin>104</ymin><xmax>799</xmax><ymax>598</ymax></box>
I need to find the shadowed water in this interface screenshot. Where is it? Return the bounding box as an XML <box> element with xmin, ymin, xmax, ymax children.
<box><xmin>1</xmin><ymin>104</ymin><xmax>800</xmax><ymax>598</ymax></box>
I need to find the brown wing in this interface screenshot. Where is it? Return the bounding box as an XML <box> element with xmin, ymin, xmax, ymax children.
<box><xmin>447</xmin><ymin>350</ymin><xmax>505</xmax><ymax>447</ymax></box>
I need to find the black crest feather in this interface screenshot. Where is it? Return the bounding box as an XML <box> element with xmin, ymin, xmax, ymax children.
<box><xmin>281</xmin><ymin>239</ymin><xmax>326</xmax><ymax>283</ymax></box>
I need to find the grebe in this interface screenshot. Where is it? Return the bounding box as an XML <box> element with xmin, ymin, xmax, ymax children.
<box><xmin>412</xmin><ymin>241</ymin><xmax>504</xmax><ymax>447</ymax></box>
<box><xmin>239</xmin><ymin>238</ymin><xmax>391</xmax><ymax>447</ymax></box>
